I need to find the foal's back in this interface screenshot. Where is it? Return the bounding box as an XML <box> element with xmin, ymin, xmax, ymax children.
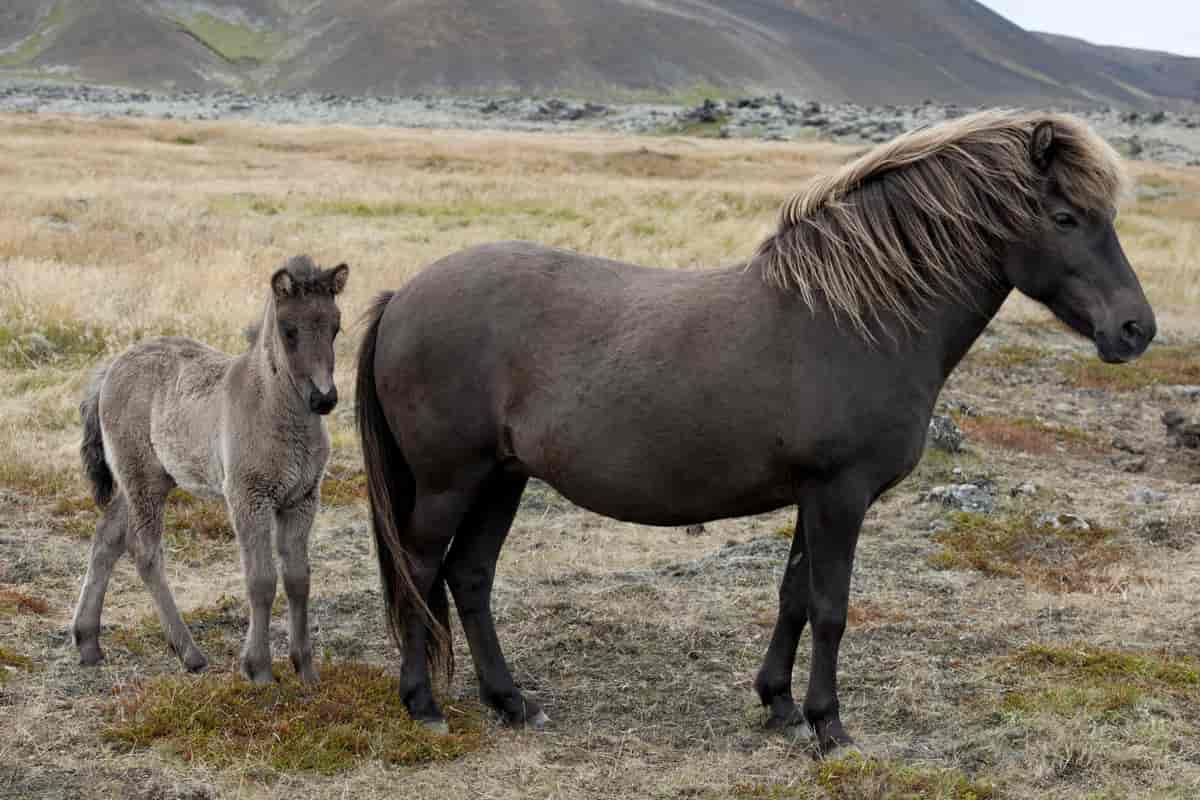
<box><xmin>100</xmin><ymin>335</ymin><xmax>234</xmax><ymax>500</ymax></box>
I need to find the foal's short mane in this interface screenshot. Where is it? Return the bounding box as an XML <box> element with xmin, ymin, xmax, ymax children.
<box><xmin>244</xmin><ymin>255</ymin><xmax>338</xmax><ymax>346</ymax></box>
<box><xmin>753</xmin><ymin>110</ymin><xmax>1128</xmax><ymax>337</ymax></box>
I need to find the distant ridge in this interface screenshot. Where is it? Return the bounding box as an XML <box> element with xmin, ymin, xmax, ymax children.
<box><xmin>1</xmin><ymin>1</ymin><xmax>1197</xmax><ymax>108</ymax></box>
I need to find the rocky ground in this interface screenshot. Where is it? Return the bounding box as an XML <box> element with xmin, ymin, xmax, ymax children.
<box><xmin>2</xmin><ymin>79</ymin><xmax>1199</xmax><ymax>166</ymax></box>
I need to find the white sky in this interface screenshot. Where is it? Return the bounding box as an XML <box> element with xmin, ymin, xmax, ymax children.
<box><xmin>979</xmin><ymin>1</ymin><xmax>1200</xmax><ymax>57</ymax></box>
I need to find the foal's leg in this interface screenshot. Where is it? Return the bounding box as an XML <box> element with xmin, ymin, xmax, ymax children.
<box><xmin>72</xmin><ymin>492</ymin><xmax>129</xmax><ymax>665</ymax></box>
<box><xmin>275</xmin><ymin>495</ymin><xmax>318</xmax><ymax>684</ymax></box>
<box><xmin>799</xmin><ymin>480</ymin><xmax>869</xmax><ymax>753</ymax></box>
<box><xmin>754</xmin><ymin>507</ymin><xmax>811</xmax><ymax>730</ymax></box>
<box><xmin>228</xmin><ymin>494</ymin><xmax>277</xmax><ymax>684</ymax></box>
<box><xmin>126</xmin><ymin>485</ymin><xmax>208</xmax><ymax>672</ymax></box>
<box><xmin>444</xmin><ymin>474</ymin><xmax>546</xmax><ymax>727</ymax></box>
<box><xmin>399</xmin><ymin>485</ymin><xmax>478</xmax><ymax>730</ymax></box>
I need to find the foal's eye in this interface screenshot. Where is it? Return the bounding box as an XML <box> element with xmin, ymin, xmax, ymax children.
<box><xmin>1052</xmin><ymin>211</ymin><xmax>1078</xmax><ymax>229</ymax></box>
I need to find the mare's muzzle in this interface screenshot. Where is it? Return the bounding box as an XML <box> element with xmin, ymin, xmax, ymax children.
<box><xmin>1095</xmin><ymin>315</ymin><xmax>1156</xmax><ymax>364</ymax></box>
<box><xmin>309</xmin><ymin>385</ymin><xmax>338</xmax><ymax>415</ymax></box>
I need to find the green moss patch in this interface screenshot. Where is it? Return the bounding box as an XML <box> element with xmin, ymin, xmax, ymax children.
<box><xmin>177</xmin><ymin>13</ymin><xmax>284</xmax><ymax>65</ymax></box>
<box><xmin>967</xmin><ymin>343</ymin><xmax>1049</xmax><ymax>369</ymax></box>
<box><xmin>103</xmin><ymin>661</ymin><xmax>485</xmax><ymax>775</ymax></box>
<box><xmin>929</xmin><ymin>512</ymin><xmax>1125</xmax><ymax>592</ymax></box>
<box><xmin>734</xmin><ymin>753</ymin><xmax>995</xmax><ymax>799</ymax></box>
<box><xmin>998</xmin><ymin>644</ymin><xmax>1199</xmax><ymax>723</ymax></box>
<box><xmin>1064</xmin><ymin>346</ymin><xmax>1200</xmax><ymax>391</ymax></box>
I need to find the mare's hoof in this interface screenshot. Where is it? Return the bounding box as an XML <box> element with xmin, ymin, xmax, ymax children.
<box><xmin>419</xmin><ymin>719</ymin><xmax>450</xmax><ymax>736</ymax></box>
<box><xmin>765</xmin><ymin>706</ymin><xmax>812</xmax><ymax>735</ymax></box>
<box><xmin>528</xmin><ymin>709</ymin><xmax>551</xmax><ymax>730</ymax></box>
<box><xmin>811</xmin><ymin>718</ymin><xmax>855</xmax><ymax>757</ymax></box>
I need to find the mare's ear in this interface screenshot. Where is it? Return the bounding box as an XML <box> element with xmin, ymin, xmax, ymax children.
<box><xmin>272</xmin><ymin>268</ymin><xmax>295</xmax><ymax>299</ymax></box>
<box><xmin>1031</xmin><ymin>121</ymin><xmax>1056</xmax><ymax>172</ymax></box>
<box><xmin>328</xmin><ymin>263</ymin><xmax>349</xmax><ymax>295</ymax></box>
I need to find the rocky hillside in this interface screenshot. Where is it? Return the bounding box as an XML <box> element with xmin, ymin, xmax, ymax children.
<box><xmin>2</xmin><ymin>1</ymin><xmax>1199</xmax><ymax>108</ymax></box>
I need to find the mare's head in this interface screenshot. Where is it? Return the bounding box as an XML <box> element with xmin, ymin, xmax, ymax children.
<box><xmin>757</xmin><ymin>111</ymin><xmax>1155</xmax><ymax>362</ymax></box>
<box><xmin>1001</xmin><ymin>120</ymin><xmax>1154</xmax><ymax>363</ymax></box>
<box><xmin>267</xmin><ymin>256</ymin><xmax>349</xmax><ymax>414</ymax></box>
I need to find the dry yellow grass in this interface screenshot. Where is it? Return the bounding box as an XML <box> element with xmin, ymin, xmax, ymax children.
<box><xmin>2</xmin><ymin>113</ymin><xmax>1199</xmax><ymax>800</ymax></box>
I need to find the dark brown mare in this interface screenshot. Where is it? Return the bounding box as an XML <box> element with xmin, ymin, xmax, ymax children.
<box><xmin>355</xmin><ymin>112</ymin><xmax>1155</xmax><ymax>750</ymax></box>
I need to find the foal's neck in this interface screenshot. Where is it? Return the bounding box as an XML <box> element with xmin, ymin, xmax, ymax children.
<box><xmin>245</xmin><ymin>300</ymin><xmax>311</xmax><ymax>421</ymax></box>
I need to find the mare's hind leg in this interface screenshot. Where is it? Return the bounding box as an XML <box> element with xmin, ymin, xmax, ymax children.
<box><xmin>275</xmin><ymin>495</ymin><xmax>318</xmax><ymax>684</ymax></box>
<box><xmin>398</xmin><ymin>484</ymin><xmax>481</xmax><ymax>729</ymax></box>
<box><xmin>227</xmin><ymin>494</ymin><xmax>277</xmax><ymax>685</ymax></box>
<box><xmin>72</xmin><ymin>492</ymin><xmax>129</xmax><ymax>666</ymax></box>
<box><xmin>126</xmin><ymin>485</ymin><xmax>208</xmax><ymax>672</ymax></box>
<box><xmin>754</xmin><ymin>507</ymin><xmax>811</xmax><ymax>730</ymax></box>
<box><xmin>444</xmin><ymin>473</ymin><xmax>546</xmax><ymax>728</ymax></box>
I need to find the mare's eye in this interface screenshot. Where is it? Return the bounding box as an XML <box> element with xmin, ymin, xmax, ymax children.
<box><xmin>281</xmin><ymin>325</ymin><xmax>299</xmax><ymax>348</ymax></box>
<box><xmin>1053</xmin><ymin>211</ymin><xmax>1078</xmax><ymax>229</ymax></box>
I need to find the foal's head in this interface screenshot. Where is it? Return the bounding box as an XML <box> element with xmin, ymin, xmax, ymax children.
<box><xmin>1002</xmin><ymin>121</ymin><xmax>1155</xmax><ymax>363</ymax></box>
<box><xmin>268</xmin><ymin>256</ymin><xmax>349</xmax><ymax>414</ymax></box>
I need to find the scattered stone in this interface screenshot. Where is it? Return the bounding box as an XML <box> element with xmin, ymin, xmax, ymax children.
<box><xmin>1135</xmin><ymin>516</ymin><xmax>1171</xmax><ymax>545</ymax></box>
<box><xmin>1010</xmin><ymin>481</ymin><xmax>1038</xmax><ymax>498</ymax></box>
<box><xmin>926</xmin><ymin>414</ymin><xmax>963</xmax><ymax>453</ymax></box>
<box><xmin>19</xmin><ymin>332</ymin><xmax>56</xmax><ymax>362</ymax></box>
<box><xmin>684</xmin><ymin>524</ymin><xmax>706</xmax><ymax>537</ymax></box>
<box><xmin>1110</xmin><ymin>456</ymin><xmax>1147</xmax><ymax>474</ymax></box>
<box><xmin>1132</xmin><ymin>487</ymin><xmax>1169</xmax><ymax>505</ymax></box>
<box><xmin>1163</xmin><ymin>409</ymin><xmax>1200</xmax><ymax>449</ymax></box>
<box><xmin>1165</xmin><ymin>385</ymin><xmax>1200</xmax><ymax>400</ymax></box>
<box><xmin>1111</xmin><ymin>436</ymin><xmax>1144</xmax><ymax>455</ymax></box>
<box><xmin>923</xmin><ymin>481</ymin><xmax>996</xmax><ymax>514</ymax></box>
<box><xmin>1036</xmin><ymin>512</ymin><xmax>1091</xmax><ymax>531</ymax></box>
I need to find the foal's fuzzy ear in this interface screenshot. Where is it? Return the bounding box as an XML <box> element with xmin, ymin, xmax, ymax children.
<box><xmin>328</xmin><ymin>263</ymin><xmax>349</xmax><ymax>295</ymax></box>
<box><xmin>271</xmin><ymin>268</ymin><xmax>296</xmax><ymax>299</ymax></box>
<box><xmin>1031</xmin><ymin>121</ymin><xmax>1056</xmax><ymax>172</ymax></box>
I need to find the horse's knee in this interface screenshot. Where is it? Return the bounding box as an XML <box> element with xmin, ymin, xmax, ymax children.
<box><xmin>246</xmin><ymin>575</ymin><xmax>277</xmax><ymax>605</ymax></box>
<box><xmin>445</xmin><ymin>564</ymin><xmax>492</xmax><ymax>614</ymax></box>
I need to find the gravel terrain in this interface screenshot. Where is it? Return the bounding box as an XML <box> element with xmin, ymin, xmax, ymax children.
<box><xmin>3</xmin><ymin>79</ymin><xmax>1199</xmax><ymax>166</ymax></box>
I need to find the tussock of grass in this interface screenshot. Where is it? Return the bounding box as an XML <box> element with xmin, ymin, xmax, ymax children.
<box><xmin>0</xmin><ymin>589</ymin><xmax>51</xmax><ymax>616</ymax></box>
<box><xmin>967</xmin><ymin>343</ymin><xmax>1049</xmax><ymax>369</ymax></box>
<box><xmin>321</xmin><ymin>467</ymin><xmax>367</xmax><ymax>507</ymax></box>
<box><xmin>735</xmin><ymin>753</ymin><xmax>995</xmax><ymax>799</ymax></box>
<box><xmin>957</xmin><ymin>414</ymin><xmax>1099</xmax><ymax>456</ymax></box>
<box><xmin>1064</xmin><ymin>346</ymin><xmax>1200</xmax><ymax>391</ymax></box>
<box><xmin>0</xmin><ymin>461</ymin><xmax>80</xmax><ymax>503</ymax></box>
<box><xmin>929</xmin><ymin>512</ymin><xmax>1125</xmax><ymax>592</ymax></box>
<box><xmin>164</xmin><ymin>489</ymin><xmax>234</xmax><ymax>540</ymax></box>
<box><xmin>103</xmin><ymin>661</ymin><xmax>485</xmax><ymax>774</ymax></box>
<box><xmin>0</xmin><ymin>316</ymin><xmax>109</xmax><ymax>368</ymax></box>
<box><xmin>0</xmin><ymin>646</ymin><xmax>34</xmax><ymax>684</ymax></box>
<box><xmin>999</xmin><ymin>644</ymin><xmax>1199</xmax><ymax>723</ymax></box>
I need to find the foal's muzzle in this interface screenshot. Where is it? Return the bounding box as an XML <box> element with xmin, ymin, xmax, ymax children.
<box><xmin>309</xmin><ymin>386</ymin><xmax>338</xmax><ymax>415</ymax></box>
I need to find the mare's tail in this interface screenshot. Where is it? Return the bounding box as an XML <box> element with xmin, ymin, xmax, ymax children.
<box><xmin>80</xmin><ymin>365</ymin><xmax>115</xmax><ymax>508</ymax></box>
<box><xmin>355</xmin><ymin>291</ymin><xmax>453</xmax><ymax>683</ymax></box>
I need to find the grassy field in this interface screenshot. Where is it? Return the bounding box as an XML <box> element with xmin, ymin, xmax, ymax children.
<box><xmin>0</xmin><ymin>113</ymin><xmax>1198</xmax><ymax>799</ymax></box>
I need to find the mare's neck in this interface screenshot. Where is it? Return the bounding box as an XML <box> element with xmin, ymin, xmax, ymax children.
<box><xmin>899</xmin><ymin>275</ymin><xmax>1014</xmax><ymax>385</ymax></box>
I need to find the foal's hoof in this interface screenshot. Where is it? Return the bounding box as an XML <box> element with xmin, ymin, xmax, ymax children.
<box><xmin>182</xmin><ymin>647</ymin><xmax>209</xmax><ymax>674</ymax></box>
<box><xmin>419</xmin><ymin>719</ymin><xmax>450</xmax><ymax>736</ymax></box>
<box><xmin>78</xmin><ymin>644</ymin><xmax>105</xmax><ymax>667</ymax></box>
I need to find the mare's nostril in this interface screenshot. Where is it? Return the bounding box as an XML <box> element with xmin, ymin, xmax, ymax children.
<box><xmin>1122</xmin><ymin>321</ymin><xmax>1144</xmax><ymax>341</ymax></box>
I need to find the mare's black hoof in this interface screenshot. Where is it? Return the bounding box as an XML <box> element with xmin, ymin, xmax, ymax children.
<box><xmin>811</xmin><ymin>717</ymin><xmax>855</xmax><ymax>756</ymax></box>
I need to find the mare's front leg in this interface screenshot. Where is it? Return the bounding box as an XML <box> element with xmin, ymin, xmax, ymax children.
<box><xmin>228</xmin><ymin>493</ymin><xmax>278</xmax><ymax>684</ymax></box>
<box><xmin>276</xmin><ymin>494</ymin><xmax>318</xmax><ymax>684</ymax></box>
<box><xmin>754</xmin><ymin>506</ymin><xmax>811</xmax><ymax>730</ymax></box>
<box><xmin>798</xmin><ymin>478</ymin><xmax>869</xmax><ymax>753</ymax></box>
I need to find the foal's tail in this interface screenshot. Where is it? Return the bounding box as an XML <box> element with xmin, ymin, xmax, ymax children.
<box><xmin>355</xmin><ymin>291</ymin><xmax>453</xmax><ymax>683</ymax></box>
<box><xmin>80</xmin><ymin>365</ymin><xmax>115</xmax><ymax>508</ymax></box>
